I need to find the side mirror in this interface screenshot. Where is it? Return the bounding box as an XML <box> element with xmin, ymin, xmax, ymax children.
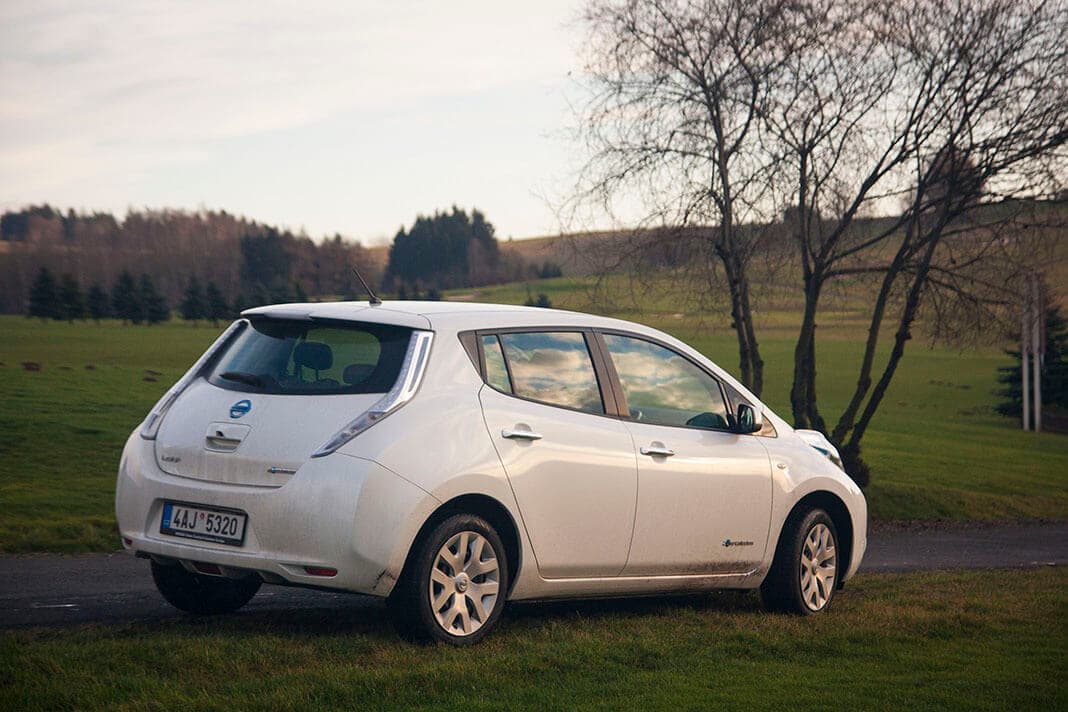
<box><xmin>734</xmin><ymin>402</ymin><xmax>763</xmax><ymax>434</ymax></box>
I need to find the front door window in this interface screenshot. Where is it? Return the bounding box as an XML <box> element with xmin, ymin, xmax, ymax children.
<box><xmin>602</xmin><ymin>333</ymin><xmax>729</xmax><ymax>430</ymax></box>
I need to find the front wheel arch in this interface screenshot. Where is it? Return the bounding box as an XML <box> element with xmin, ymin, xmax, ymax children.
<box><xmin>776</xmin><ymin>491</ymin><xmax>854</xmax><ymax>589</ymax></box>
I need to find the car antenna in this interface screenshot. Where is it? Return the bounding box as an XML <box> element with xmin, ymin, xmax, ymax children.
<box><xmin>350</xmin><ymin>265</ymin><xmax>382</xmax><ymax>306</ymax></box>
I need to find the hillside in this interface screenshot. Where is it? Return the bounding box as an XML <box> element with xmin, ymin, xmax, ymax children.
<box><xmin>4</xmin><ymin>200</ymin><xmax>1065</xmax><ymax>316</ymax></box>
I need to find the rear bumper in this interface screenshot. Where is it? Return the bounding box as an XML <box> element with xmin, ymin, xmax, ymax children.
<box><xmin>115</xmin><ymin>432</ymin><xmax>434</xmax><ymax>596</ymax></box>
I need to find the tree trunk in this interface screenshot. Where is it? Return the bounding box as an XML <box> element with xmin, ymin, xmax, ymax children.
<box><xmin>788</xmin><ymin>157</ymin><xmax>825</xmax><ymax>430</ymax></box>
<box><xmin>720</xmin><ymin>248</ymin><xmax>764</xmax><ymax>396</ymax></box>
<box><xmin>846</xmin><ymin>234</ymin><xmax>941</xmax><ymax>454</ymax></box>
<box><xmin>712</xmin><ymin>127</ymin><xmax>764</xmax><ymax>397</ymax></box>
<box><xmin>790</xmin><ymin>275</ymin><xmax>826</xmax><ymax>431</ymax></box>
<box><xmin>830</xmin><ymin>242</ymin><xmax>910</xmax><ymax>444</ymax></box>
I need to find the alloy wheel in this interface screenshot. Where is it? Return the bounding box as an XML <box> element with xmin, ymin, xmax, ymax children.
<box><xmin>428</xmin><ymin>530</ymin><xmax>500</xmax><ymax>636</ymax></box>
<box><xmin>799</xmin><ymin>522</ymin><xmax>836</xmax><ymax>611</ymax></box>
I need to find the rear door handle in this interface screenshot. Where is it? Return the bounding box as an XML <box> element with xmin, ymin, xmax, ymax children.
<box><xmin>640</xmin><ymin>445</ymin><xmax>675</xmax><ymax>457</ymax></box>
<box><xmin>502</xmin><ymin>428</ymin><xmax>543</xmax><ymax>440</ymax></box>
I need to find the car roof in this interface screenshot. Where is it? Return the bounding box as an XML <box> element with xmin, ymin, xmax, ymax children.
<box><xmin>241</xmin><ymin>300</ymin><xmax>655</xmax><ymax>334</ymax></box>
<box><xmin>240</xmin><ymin>299</ymin><xmax>779</xmax><ymax>429</ymax></box>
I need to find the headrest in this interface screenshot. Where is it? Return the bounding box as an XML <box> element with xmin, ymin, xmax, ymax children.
<box><xmin>343</xmin><ymin>364</ymin><xmax>375</xmax><ymax>385</ymax></box>
<box><xmin>293</xmin><ymin>341</ymin><xmax>332</xmax><ymax>371</ymax></box>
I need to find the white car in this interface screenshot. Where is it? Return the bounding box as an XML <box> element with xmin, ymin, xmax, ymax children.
<box><xmin>116</xmin><ymin>301</ymin><xmax>866</xmax><ymax>644</ymax></box>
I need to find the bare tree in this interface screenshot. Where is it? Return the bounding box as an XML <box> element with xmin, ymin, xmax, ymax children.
<box><xmin>769</xmin><ymin>0</ymin><xmax>1067</xmax><ymax>480</ymax></box>
<box><xmin>759</xmin><ymin>0</ymin><xmax>906</xmax><ymax>432</ymax></box>
<box><xmin>573</xmin><ymin>0</ymin><xmax>804</xmax><ymax>395</ymax></box>
<box><xmin>825</xmin><ymin>0</ymin><xmax>1068</xmax><ymax>479</ymax></box>
<box><xmin>575</xmin><ymin>0</ymin><xmax>1067</xmax><ymax>486</ymax></box>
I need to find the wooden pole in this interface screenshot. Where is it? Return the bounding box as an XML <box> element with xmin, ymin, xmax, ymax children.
<box><xmin>1022</xmin><ymin>279</ymin><xmax>1031</xmax><ymax>431</ymax></box>
<box><xmin>1032</xmin><ymin>274</ymin><xmax>1042</xmax><ymax>432</ymax></box>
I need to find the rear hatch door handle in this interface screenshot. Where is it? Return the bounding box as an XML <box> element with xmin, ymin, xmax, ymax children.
<box><xmin>205</xmin><ymin>422</ymin><xmax>251</xmax><ymax>452</ymax></box>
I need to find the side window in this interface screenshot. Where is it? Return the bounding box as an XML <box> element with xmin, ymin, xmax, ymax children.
<box><xmin>498</xmin><ymin>332</ymin><xmax>604</xmax><ymax>414</ymax></box>
<box><xmin>602</xmin><ymin>333</ymin><xmax>729</xmax><ymax>430</ymax></box>
<box><xmin>481</xmin><ymin>335</ymin><xmax>512</xmax><ymax>393</ymax></box>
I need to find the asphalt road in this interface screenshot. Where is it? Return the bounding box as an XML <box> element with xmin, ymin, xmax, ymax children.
<box><xmin>2</xmin><ymin>522</ymin><xmax>1064</xmax><ymax>630</ymax></box>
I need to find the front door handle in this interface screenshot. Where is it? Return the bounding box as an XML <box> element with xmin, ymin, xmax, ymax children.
<box><xmin>502</xmin><ymin>428</ymin><xmax>543</xmax><ymax>441</ymax></box>
<box><xmin>640</xmin><ymin>444</ymin><xmax>675</xmax><ymax>457</ymax></box>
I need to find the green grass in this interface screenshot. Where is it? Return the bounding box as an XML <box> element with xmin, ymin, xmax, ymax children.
<box><xmin>2</xmin><ymin>568</ymin><xmax>1065</xmax><ymax>710</ymax></box>
<box><xmin>1</xmin><ymin>282</ymin><xmax>1066</xmax><ymax>554</ymax></box>
<box><xmin>0</xmin><ymin>318</ymin><xmax>217</xmax><ymax>553</ymax></box>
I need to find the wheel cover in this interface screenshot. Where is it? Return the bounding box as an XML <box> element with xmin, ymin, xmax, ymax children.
<box><xmin>799</xmin><ymin>522</ymin><xmax>837</xmax><ymax>611</ymax></box>
<box><xmin>429</xmin><ymin>530</ymin><xmax>500</xmax><ymax>636</ymax></box>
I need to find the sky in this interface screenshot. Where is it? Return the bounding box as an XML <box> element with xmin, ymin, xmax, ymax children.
<box><xmin>0</xmin><ymin>0</ymin><xmax>590</xmax><ymax>244</ymax></box>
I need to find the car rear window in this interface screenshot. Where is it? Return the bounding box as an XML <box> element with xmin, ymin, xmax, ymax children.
<box><xmin>207</xmin><ymin>318</ymin><xmax>413</xmax><ymax>395</ymax></box>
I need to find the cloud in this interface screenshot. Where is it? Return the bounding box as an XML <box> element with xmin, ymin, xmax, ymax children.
<box><xmin>502</xmin><ymin>332</ymin><xmax>603</xmax><ymax>412</ymax></box>
<box><xmin>0</xmin><ymin>0</ymin><xmax>582</xmax><ymax>232</ymax></box>
<box><xmin>604</xmin><ymin>336</ymin><xmax>726</xmax><ymax>421</ymax></box>
<box><xmin>1</xmin><ymin>1</ymin><xmax>575</xmax><ymax>129</ymax></box>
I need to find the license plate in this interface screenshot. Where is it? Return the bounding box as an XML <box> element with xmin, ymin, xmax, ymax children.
<box><xmin>160</xmin><ymin>501</ymin><xmax>247</xmax><ymax>546</ymax></box>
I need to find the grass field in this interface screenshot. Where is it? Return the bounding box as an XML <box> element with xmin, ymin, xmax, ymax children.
<box><xmin>2</xmin><ymin>568</ymin><xmax>1065</xmax><ymax>710</ymax></box>
<box><xmin>0</xmin><ymin>318</ymin><xmax>216</xmax><ymax>553</ymax></box>
<box><xmin>1</xmin><ymin>278</ymin><xmax>1066</xmax><ymax>554</ymax></box>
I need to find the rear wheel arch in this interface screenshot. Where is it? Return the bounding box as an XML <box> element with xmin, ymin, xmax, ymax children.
<box><xmin>401</xmin><ymin>493</ymin><xmax>522</xmax><ymax>597</ymax></box>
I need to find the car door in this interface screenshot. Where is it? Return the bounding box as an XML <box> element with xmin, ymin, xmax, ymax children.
<box><xmin>597</xmin><ymin>332</ymin><xmax>774</xmax><ymax>576</ymax></box>
<box><xmin>477</xmin><ymin>330</ymin><xmax>638</xmax><ymax>578</ymax></box>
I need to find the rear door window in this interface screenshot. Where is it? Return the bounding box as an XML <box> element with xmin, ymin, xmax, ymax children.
<box><xmin>208</xmin><ymin>319</ymin><xmax>412</xmax><ymax>395</ymax></box>
<box><xmin>498</xmin><ymin>332</ymin><xmax>604</xmax><ymax>414</ymax></box>
<box><xmin>481</xmin><ymin>335</ymin><xmax>513</xmax><ymax>393</ymax></box>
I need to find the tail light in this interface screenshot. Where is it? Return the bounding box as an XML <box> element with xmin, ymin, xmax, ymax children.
<box><xmin>312</xmin><ymin>330</ymin><xmax>434</xmax><ymax>457</ymax></box>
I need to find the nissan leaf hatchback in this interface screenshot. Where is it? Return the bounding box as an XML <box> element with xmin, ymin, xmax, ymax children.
<box><xmin>116</xmin><ymin>301</ymin><xmax>866</xmax><ymax>644</ymax></box>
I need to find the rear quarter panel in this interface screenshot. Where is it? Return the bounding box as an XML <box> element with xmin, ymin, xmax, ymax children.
<box><xmin>335</xmin><ymin>331</ymin><xmax>534</xmax><ymax>596</ymax></box>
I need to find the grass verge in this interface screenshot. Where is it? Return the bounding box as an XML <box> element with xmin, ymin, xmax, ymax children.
<box><xmin>2</xmin><ymin>568</ymin><xmax>1065</xmax><ymax>710</ymax></box>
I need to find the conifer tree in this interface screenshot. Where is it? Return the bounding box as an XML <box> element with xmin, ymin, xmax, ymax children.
<box><xmin>140</xmin><ymin>274</ymin><xmax>170</xmax><ymax>324</ymax></box>
<box><xmin>268</xmin><ymin>283</ymin><xmax>292</xmax><ymax>304</ymax></box>
<box><xmin>27</xmin><ymin>267</ymin><xmax>60</xmax><ymax>320</ymax></box>
<box><xmin>232</xmin><ymin>293</ymin><xmax>252</xmax><ymax>317</ymax></box>
<box><xmin>58</xmin><ymin>273</ymin><xmax>85</xmax><ymax>322</ymax></box>
<box><xmin>180</xmin><ymin>276</ymin><xmax>206</xmax><ymax>322</ymax></box>
<box><xmin>997</xmin><ymin>304</ymin><xmax>1068</xmax><ymax>418</ymax></box>
<box><xmin>111</xmin><ymin>270</ymin><xmax>140</xmax><ymax>324</ymax></box>
<box><xmin>86</xmin><ymin>283</ymin><xmax>110</xmax><ymax>322</ymax></box>
<box><xmin>205</xmin><ymin>282</ymin><xmax>229</xmax><ymax>327</ymax></box>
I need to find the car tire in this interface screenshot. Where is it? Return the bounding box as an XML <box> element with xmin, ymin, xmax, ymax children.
<box><xmin>761</xmin><ymin>506</ymin><xmax>839</xmax><ymax>615</ymax></box>
<box><xmin>151</xmin><ymin>560</ymin><xmax>261</xmax><ymax>614</ymax></box>
<box><xmin>388</xmin><ymin>513</ymin><xmax>509</xmax><ymax>645</ymax></box>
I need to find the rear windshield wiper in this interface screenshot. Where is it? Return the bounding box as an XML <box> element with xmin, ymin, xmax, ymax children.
<box><xmin>219</xmin><ymin>371</ymin><xmax>265</xmax><ymax>387</ymax></box>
